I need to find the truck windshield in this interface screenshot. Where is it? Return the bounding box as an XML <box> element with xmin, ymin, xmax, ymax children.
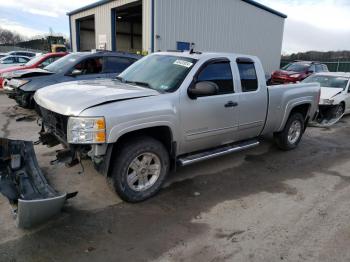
<box><xmin>118</xmin><ymin>54</ymin><xmax>197</xmax><ymax>92</ymax></box>
<box><xmin>303</xmin><ymin>75</ymin><xmax>349</xmax><ymax>89</ymax></box>
<box><xmin>282</xmin><ymin>63</ymin><xmax>309</xmax><ymax>72</ymax></box>
<box><xmin>44</xmin><ymin>53</ymin><xmax>84</xmax><ymax>73</ymax></box>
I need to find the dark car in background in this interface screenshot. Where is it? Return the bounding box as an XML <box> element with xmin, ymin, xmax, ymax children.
<box><xmin>270</xmin><ymin>61</ymin><xmax>329</xmax><ymax>85</ymax></box>
<box><xmin>4</xmin><ymin>51</ymin><xmax>141</xmax><ymax>108</ymax></box>
<box><xmin>0</xmin><ymin>52</ymin><xmax>67</xmax><ymax>88</ymax></box>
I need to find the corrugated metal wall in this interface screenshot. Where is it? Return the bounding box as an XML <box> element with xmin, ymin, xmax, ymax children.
<box><xmin>154</xmin><ymin>0</ymin><xmax>285</xmax><ymax>73</ymax></box>
<box><xmin>70</xmin><ymin>0</ymin><xmax>152</xmax><ymax>52</ymax></box>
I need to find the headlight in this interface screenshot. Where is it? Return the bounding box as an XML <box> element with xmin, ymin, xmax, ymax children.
<box><xmin>289</xmin><ymin>74</ymin><xmax>301</xmax><ymax>78</ymax></box>
<box><xmin>67</xmin><ymin>117</ymin><xmax>106</xmax><ymax>144</ymax></box>
<box><xmin>322</xmin><ymin>99</ymin><xmax>334</xmax><ymax>105</ymax></box>
<box><xmin>9</xmin><ymin>79</ymin><xmax>29</xmax><ymax>88</ymax></box>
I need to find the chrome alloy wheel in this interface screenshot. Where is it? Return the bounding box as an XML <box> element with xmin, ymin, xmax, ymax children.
<box><xmin>334</xmin><ymin>104</ymin><xmax>345</xmax><ymax>119</ymax></box>
<box><xmin>287</xmin><ymin>120</ymin><xmax>302</xmax><ymax>144</ymax></box>
<box><xmin>126</xmin><ymin>153</ymin><xmax>161</xmax><ymax>192</ymax></box>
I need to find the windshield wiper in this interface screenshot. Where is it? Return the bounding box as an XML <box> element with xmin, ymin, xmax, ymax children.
<box><xmin>125</xmin><ymin>80</ymin><xmax>152</xmax><ymax>89</ymax></box>
<box><xmin>115</xmin><ymin>76</ymin><xmax>124</xmax><ymax>82</ymax></box>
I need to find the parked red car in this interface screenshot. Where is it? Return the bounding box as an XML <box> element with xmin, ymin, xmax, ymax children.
<box><xmin>270</xmin><ymin>61</ymin><xmax>329</xmax><ymax>85</ymax></box>
<box><xmin>0</xmin><ymin>52</ymin><xmax>67</xmax><ymax>88</ymax></box>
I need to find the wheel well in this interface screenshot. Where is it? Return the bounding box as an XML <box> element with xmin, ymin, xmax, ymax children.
<box><xmin>290</xmin><ymin>104</ymin><xmax>310</xmax><ymax>120</ymax></box>
<box><xmin>116</xmin><ymin>126</ymin><xmax>173</xmax><ymax>151</ymax></box>
<box><xmin>106</xmin><ymin>126</ymin><xmax>174</xmax><ymax>177</ymax></box>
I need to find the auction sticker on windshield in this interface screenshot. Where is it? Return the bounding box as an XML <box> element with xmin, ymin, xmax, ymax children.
<box><xmin>174</xmin><ymin>60</ymin><xmax>193</xmax><ymax>68</ymax></box>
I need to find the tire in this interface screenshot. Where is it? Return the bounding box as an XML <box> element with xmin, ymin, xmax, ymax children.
<box><xmin>111</xmin><ymin>136</ymin><xmax>170</xmax><ymax>202</ymax></box>
<box><xmin>274</xmin><ymin>113</ymin><xmax>305</xmax><ymax>151</ymax></box>
<box><xmin>332</xmin><ymin>103</ymin><xmax>345</xmax><ymax>119</ymax></box>
<box><xmin>18</xmin><ymin>92</ymin><xmax>35</xmax><ymax>109</ymax></box>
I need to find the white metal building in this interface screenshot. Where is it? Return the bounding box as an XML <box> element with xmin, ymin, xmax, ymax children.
<box><xmin>68</xmin><ymin>0</ymin><xmax>286</xmax><ymax>73</ymax></box>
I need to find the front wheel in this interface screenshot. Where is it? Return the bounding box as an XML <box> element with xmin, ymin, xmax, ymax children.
<box><xmin>111</xmin><ymin>136</ymin><xmax>170</xmax><ymax>202</ymax></box>
<box><xmin>274</xmin><ymin>113</ymin><xmax>305</xmax><ymax>151</ymax></box>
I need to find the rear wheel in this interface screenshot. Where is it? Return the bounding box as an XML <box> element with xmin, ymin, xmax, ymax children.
<box><xmin>274</xmin><ymin>113</ymin><xmax>305</xmax><ymax>151</ymax></box>
<box><xmin>111</xmin><ymin>136</ymin><xmax>170</xmax><ymax>202</ymax></box>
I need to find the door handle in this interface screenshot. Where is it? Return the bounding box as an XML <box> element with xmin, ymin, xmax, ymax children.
<box><xmin>225</xmin><ymin>101</ymin><xmax>238</xmax><ymax>108</ymax></box>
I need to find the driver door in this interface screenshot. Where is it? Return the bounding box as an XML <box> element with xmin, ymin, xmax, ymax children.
<box><xmin>180</xmin><ymin>59</ymin><xmax>239</xmax><ymax>154</ymax></box>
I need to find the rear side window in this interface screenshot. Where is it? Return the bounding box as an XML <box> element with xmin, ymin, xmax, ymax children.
<box><xmin>3</xmin><ymin>57</ymin><xmax>15</xmax><ymax>63</ymax></box>
<box><xmin>104</xmin><ymin>57</ymin><xmax>135</xmax><ymax>73</ymax></box>
<box><xmin>197</xmin><ymin>62</ymin><xmax>234</xmax><ymax>94</ymax></box>
<box><xmin>74</xmin><ymin>57</ymin><xmax>103</xmax><ymax>75</ymax></box>
<box><xmin>237</xmin><ymin>62</ymin><xmax>258</xmax><ymax>92</ymax></box>
<box><xmin>18</xmin><ymin>57</ymin><xmax>29</xmax><ymax>63</ymax></box>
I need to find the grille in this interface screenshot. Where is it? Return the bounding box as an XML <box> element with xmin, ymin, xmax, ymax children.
<box><xmin>39</xmin><ymin>106</ymin><xmax>68</xmax><ymax>140</ymax></box>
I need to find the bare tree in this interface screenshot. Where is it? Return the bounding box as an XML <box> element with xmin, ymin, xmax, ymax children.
<box><xmin>0</xmin><ymin>27</ymin><xmax>24</xmax><ymax>45</ymax></box>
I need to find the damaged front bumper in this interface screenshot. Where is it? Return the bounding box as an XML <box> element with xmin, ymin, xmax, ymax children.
<box><xmin>310</xmin><ymin>104</ymin><xmax>345</xmax><ymax>127</ymax></box>
<box><xmin>0</xmin><ymin>138</ymin><xmax>76</xmax><ymax>228</ymax></box>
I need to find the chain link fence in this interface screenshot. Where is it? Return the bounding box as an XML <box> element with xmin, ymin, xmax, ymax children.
<box><xmin>281</xmin><ymin>60</ymin><xmax>350</xmax><ymax>72</ymax></box>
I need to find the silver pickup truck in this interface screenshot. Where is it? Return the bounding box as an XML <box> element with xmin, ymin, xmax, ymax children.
<box><xmin>34</xmin><ymin>51</ymin><xmax>320</xmax><ymax>202</ymax></box>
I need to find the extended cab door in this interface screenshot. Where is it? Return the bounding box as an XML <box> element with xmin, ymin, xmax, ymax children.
<box><xmin>234</xmin><ymin>58</ymin><xmax>268</xmax><ymax>140</ymax></box>
<box><xmin>180</xmin><ymin>58</ymin><xmax>239</xmax><ymax>153</ymax></box>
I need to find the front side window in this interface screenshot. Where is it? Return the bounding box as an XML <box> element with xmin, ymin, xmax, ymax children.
<box><xmin>74</xmin><ymin>57</ymin><xmax>103</xmax><ymax>75</ymax></box>
<box><xmin>237</xmin><ymin>62</ymin><xmax>258</xmax><ymax>92</ymax></box>
<box><xmin>2</xmin><ymin>57</ymin><xmax>15</xmax><ymax>64</ymax></box>
<box><xmin>197</xmin><ymin>62</ymin><xmax>234</xmax><ymax>95</ymax></box>
<box><xmin>104</xmin><ymin>57</ymin><xmax>135</xmax><ymax>73</ymax></box>
<box><xmin>118</xmin><ymin>54</ymin><xmax>197</xmax><ymax>92</ymax></box>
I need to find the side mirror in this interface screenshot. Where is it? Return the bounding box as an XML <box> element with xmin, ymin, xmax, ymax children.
<box><xmin>307</xmin><ymin>70</ymin><xmax>314</xmax><ymax>74</ymax></box>
<box><xmin>188</xmin><ymin>81</ymin><xmax>219</xmax><ymax>99</ymax></box>
<box><xmin>70</xmin><ymin>69</ymin><xmax>82</xmax><ymax>77</ymax></box>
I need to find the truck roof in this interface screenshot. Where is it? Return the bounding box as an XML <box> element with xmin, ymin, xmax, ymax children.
<box><xmin>155</xmin><ymin>51</ymin><xmax>259</xmax><ymax>61</ymax></box>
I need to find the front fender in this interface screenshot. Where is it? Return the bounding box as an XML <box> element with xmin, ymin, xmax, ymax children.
<box><xmin>108</xmin><ymin>119</ymin><xmax>177</xmax><ymax>143</ymax></box>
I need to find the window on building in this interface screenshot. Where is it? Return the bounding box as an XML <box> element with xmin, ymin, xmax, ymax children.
<box><xmin>197</xmin><ymin>62</ymin><xmax>234</xmax><ymax>95</ymax></box>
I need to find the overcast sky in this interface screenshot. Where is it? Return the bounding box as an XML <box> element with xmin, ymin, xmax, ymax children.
<box><xmin>0</xmin><ymin>0</ymin><xmax>349</xmax><ymax>54</ymax></box>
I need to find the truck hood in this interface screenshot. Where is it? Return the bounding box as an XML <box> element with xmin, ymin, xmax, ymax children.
<box><xmin>35</xmin><ymin>79</ymin><xmax>160</xmax><ymax>116</ymax></box>
<box><xmin>320</xmin><ymin>87</ymin><xmax>343</xmax><ymax>100</ymax></box>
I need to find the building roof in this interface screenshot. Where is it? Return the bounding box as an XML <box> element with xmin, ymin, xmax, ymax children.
<box><xmin>67</xmin><ymin>0</ymin><xmax>287</xmax><ymax>18</ymax></box>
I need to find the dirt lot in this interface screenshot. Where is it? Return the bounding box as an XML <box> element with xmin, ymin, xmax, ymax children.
<box><xmin>1</xmin><ymin>92</ymin><xmax>350</xmax><ymax>262</ymax></box>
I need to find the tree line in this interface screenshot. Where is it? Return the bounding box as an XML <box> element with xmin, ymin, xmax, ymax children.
<box><xmin>282</xmin><ymin>51</ymin><xmax>350</xmax><ymax>62</ymax></box>
<box><xmin>0</xmin><ymin>27</ymin><xmax>24</xmax><ymax>45</ymax></box>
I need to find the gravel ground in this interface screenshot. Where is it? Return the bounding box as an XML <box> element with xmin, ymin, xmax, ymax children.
<box><xmin>1</xmin><ymin>93</ymin><xmax>350</xmax><ymax>262</ymax></box>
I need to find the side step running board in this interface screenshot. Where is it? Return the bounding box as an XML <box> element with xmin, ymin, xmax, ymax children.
<box><xmin>177</xmin><ymin>140</ymin><xmax>259</xmax><ymax>166</ymax></box>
